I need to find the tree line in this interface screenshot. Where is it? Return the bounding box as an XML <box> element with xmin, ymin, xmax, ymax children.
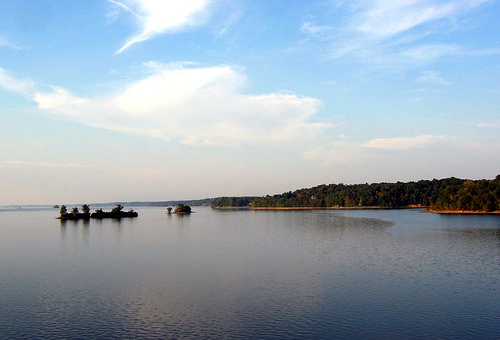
<box><xmin>212</xmin><ymin>175</ymin><xmax>500</xmax><ymax>212</ymax></box>
<box><xmin>211</xmin><ymin>197</ymin><xmax>255</xmax><ymax>208</ymax></box>
<box><xmin>59</xmin><ymin>204</ymin><xmax>138</xmax><ymax>220</ymax></box>
<box><xmin>431</xmin><ymin>176</ymin><xmax>500</xmax><ymax>212</ymax></box>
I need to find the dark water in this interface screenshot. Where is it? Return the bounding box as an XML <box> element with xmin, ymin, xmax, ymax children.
<box><xmin>0</xmin><ymin>207</ymin><xmax>499</xmax><ymax>339</ymax></box>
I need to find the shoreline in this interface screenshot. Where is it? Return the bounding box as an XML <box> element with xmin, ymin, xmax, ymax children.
<box><xmin>425</xmin><ymin>210</ymin><xmax>500</xmax><ymax>215</ymax></box>
<box><xmin>213</xmin><ymin>206</ymin><xmax>500</xmax><ymax>215</ymax></box>
<box><xmin>213</xmin><ymin>205</ymin><xmax>427</xmax><ymax>211</ymax></box>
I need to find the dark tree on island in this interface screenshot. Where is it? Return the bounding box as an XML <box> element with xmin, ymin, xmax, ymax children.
<box><xmin>58</xmin><ymin>205</ymin><xmax>91</xmax><ymax>220</ymax></box>
<box><xmin>111</xmin><ymin>204</ymin><xmax>124</xmax><ymax>214</ymax></box>
<box><xmin>82</xmin><ymin>204</ymin><xmax>90</xmax><ymax>214</ymax></box>
<box><xmin>175</xmin><ymin>204</ymin><xmax>192</xmax><ymax>214</ymax></box>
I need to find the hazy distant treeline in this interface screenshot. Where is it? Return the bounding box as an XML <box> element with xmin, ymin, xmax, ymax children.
<box><xmin>116</xmin><ymin>198</ymin><xmax>213</xmax><ymax>207</ymax></box>
<box><xmin>211</xmin><ymin>197</ymin><xmax>255</xmax><ymax>208</ymax></box>
<box><xmin>212</xmin><ymin>176</ymin><xmax>500</xmax><ymax>212</ymax></box>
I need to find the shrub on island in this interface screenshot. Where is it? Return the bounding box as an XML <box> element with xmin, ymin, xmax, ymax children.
<box><xmin>174</xmin><ymin>204</ymin><xmax>192</xmax><ymax>214</ymax></box>
<box><xmin>58</xmin><ymin>204</ymin><xmax>91</xmax><ymax>220</ymax></box>
<box><xmin>91</xmin><ymin>204</ymin><xmax>138</xmax><ymax>219</ymax></box>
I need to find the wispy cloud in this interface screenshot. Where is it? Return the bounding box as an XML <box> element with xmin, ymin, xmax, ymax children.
<box><xmin>475</xmin><ymin>121</ymin><xmax>500</xmax><ymax>128</ymax></box>
<box><xmin>0</xmin><ymin>35</ymin><xmax>23</xmax><ymax>50</ymax></box>
<box><xmin>213</xmin><ymin>3</ymin><xmax>244</xmax><ymax>38</ymax></box>
<box><xmin>3</xmin><ymin>160</ymin><xmax>86</xmax><ymax>168</ymax></box>
<box><xmin>305</xmin><ymin>0</ymin><xmax>494</xmax><ymax>67</ymax></box>
<box><xmin>303</xmin><ymin>140</ymin><xmax>362</xmax><ymax>164</ymax></box>
<box><xmin>0</xmin><ymin>68</ymin><xmax>34</xmax><ymax>96</ymax></box>
<box><xmin>301</xmin><ymin>22</ymin><xmax>336</xmax><ymax>37</ymax></box>
<box><xmin>415</xmin><ymin>71</ymin><xmax>451</xmax><ymax>85</ymax></box>
<box><xmin>304</xmin><ymin>134</ymin><xmax>447</xmax><ymax>165</ymax></box>
<box><xmin>397</xmin><ymin>44</ymin><xmax>463</xmax><ymax>64</ymax></box>
<box><xmin>351</xmin><ymin>1</ymin><xmax>486</xmax><ymax>39</ymax></box>
<box><xmin>303</xmin><ymin>135</ymin><xmax>500</xmax><ymax>182</ymax></box>
<box><xmin>109</xmin><ymin>0</ymin><xmax>211</xmax><ymax>53</ymax></box>
<box><xmin>363</xmin><ymin>135</ymin><xmax>446</xmax><ymax>150</ymax></box>
<box><xmin>31</xmin><ymin>63</ymin><xmax>329</xmax><ymax>147</ymax></box>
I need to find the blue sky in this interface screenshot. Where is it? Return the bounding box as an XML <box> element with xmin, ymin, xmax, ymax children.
<box><xmin>1</xmin><ymin>0</ymin><xmax>499</xmax><ymax>205</ymax></box>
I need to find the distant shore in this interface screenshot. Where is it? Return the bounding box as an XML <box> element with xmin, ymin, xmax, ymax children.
<box><xmin>425</xmin><ymin>209</ymin><xmax>500</xmax><ymax>215</ymax></box>
<box><xmin>213</xmin><ymin>206</ymin><xmax>500</xmax><ymax>215</ymax></box>
<box><xmin>213</xmin><ymin>205</ymin><xmax>426</xmax><ymax>211</ymax></box>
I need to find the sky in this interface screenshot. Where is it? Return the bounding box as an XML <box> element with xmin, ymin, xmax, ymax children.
<box><xmin>1</xmin><ymin>0</ymin><xmax>500</xmax><ymax>205</ymax></box>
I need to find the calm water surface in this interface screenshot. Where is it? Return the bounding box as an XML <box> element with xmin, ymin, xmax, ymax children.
<box><xmin>0</xmin><ymin>207</ymin><xmax>499</xmax><ymax>339</ymax></box>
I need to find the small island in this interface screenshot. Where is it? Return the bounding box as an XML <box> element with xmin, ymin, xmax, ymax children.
<box><xmin>167</xmin><ymin>204</ymin><xmax>192</xmax><ymax>214</ymax></box>
<box><xmin>58</xmin><ymin>204</ymin><xmax>138</xmax><ymax>220</ymax></box>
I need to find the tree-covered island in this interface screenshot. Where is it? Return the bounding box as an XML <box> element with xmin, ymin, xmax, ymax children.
<box><xmin>173</xmin><ymin>204</ymin><xmax>192</xmax><ymax>214</ymax></box>
<box><xmin>58</xmin><ymin>204</ymin><xmax>138</xmax><ymax>220</ymax></box>
<box><xmin>212</xmin><ymin>175</ymin><xmax>500</xmax><ymax>214</ymax></box>
<box><xmin>166</xmin><ymin>204</ymin><xmax>192</xmax><ymax>215</ymax></box>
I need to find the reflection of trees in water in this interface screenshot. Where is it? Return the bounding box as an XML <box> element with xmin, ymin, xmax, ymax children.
<box><xmin>111</xmin><ymin>218</ymin><xmax>123</xmax><ymax>226</ymax></box>
<box><xmin>60</xmin><ymin>219</ymin><xmax>67</xmax><ymax>241</ymax></box>
<box><xmin>292</xmin><ymin>212</ymin><xmax>392</xmax><ymax>235</ymax></box>
<box><xmin>59</xmin><ymin>217</ymin><xmax>124</xmax><ymax>245</ymax></box>
<box><xmin>111</xmin><ymin>218</ymin><xmax>123</xmax><ymax>240</ymax></box>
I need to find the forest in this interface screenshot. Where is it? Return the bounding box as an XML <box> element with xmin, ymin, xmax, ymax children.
<box><xmin>212</xmin><ymin>175</ymin><xmax>500</xmax><ymax>212</ymax></box>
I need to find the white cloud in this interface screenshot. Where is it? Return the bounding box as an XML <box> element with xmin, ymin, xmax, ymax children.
<box><xmin>109</xmin><ymin>0</ymin><xmax>211</xmax><ymax>53</ymax></box>
<box><xmin>0</xmin><ymin>68</ymin><xmax>34</xmax><ymax>96</ymax></box>
<box><xmin>415</xmin><ymin>71</ymin><xmax>451</xmax><ymax>85</ymax></box>
<box><xmin>32</xmin><ymin>63</ymin><xmax>328</xmax><ymax>147</ymax></box>
<box><xmin>363</xmin><ymin>135</ymin><xmax>446</xmax><ymax>150</ymax></box>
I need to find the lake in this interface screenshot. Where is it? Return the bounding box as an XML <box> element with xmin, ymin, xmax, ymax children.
<box><xmin>0</xmin><ymin>207</ymin><xmax>499</xmax><ymax>339</ymax></box>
